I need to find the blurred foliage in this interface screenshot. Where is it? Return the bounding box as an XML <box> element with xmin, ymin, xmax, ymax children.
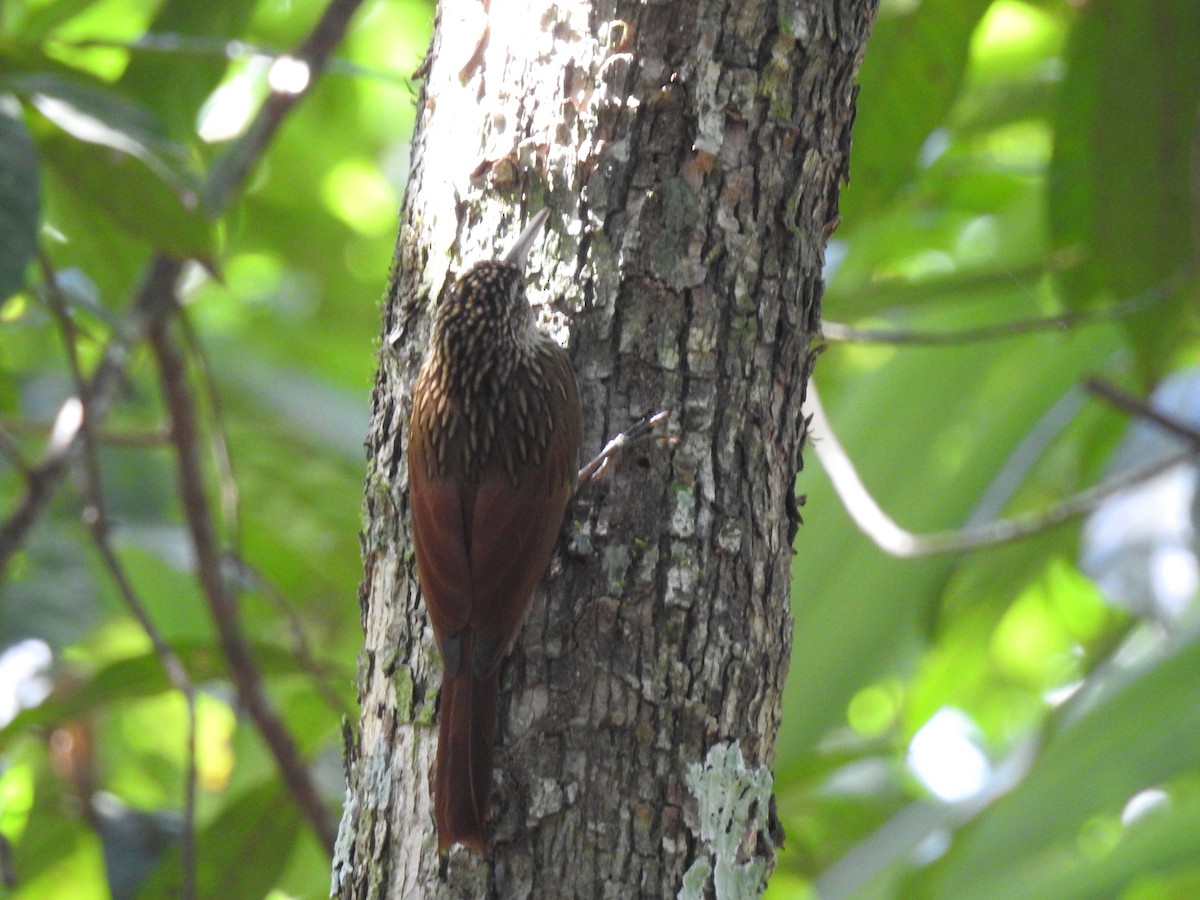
<box><xmin>1</xmin><ymin>0</ymin><xmax>1198</xmax><ymax>898</ymax></box>
<box><xmin>773</xmin><ymin>0</ymin><xmax>1200</xmax><ymax>898</ymax></box>
<box><xmin>0</xmin><ymin>0</ymin><xmax>429</xmax><ymax>895</ymax></box>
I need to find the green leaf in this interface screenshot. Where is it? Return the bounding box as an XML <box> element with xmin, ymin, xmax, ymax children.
<box><xmin>39</xmin><ymin>155</ymin><xmax>152</xmax><ymax>306</ymax></box>
<box><xmin>977</xmin><ymin>793</ymin><xmax>1200</xmax><ymax>900</ymax></box>
<box><xmin>0</xmin><ymin>95</ymin><xmax>40</xmax><ymax>303</ymax></box>
<box><xmin>9</xmin><ymin>0</ymin><xmax>116</xmax><ymax>40</ymax></box>
<box><xmin>782</xmin><ymin>308</ymin><xmax>1125</xmax><ymax>763</ymax></box>
<box><xmin>910</xmin><ymin>633</ymin><xmax>1200</xmax><ymax>898</ymax></box>
<box><xmin>0</xmin><ymin>65</ymin><xmax>197</xmax><ymax>182</ymax></box>
<box><xmin>135</xmin><ymin>779</ymin><xmax>301</xmax><ymax>900</ymax></box>
<box><xmin>840</xmin><ymin>0</ymin><xmax>993</xmax><ymax>221</ymax></box>
<box><xmin>117</xmin><ymin>0</ymin><xmax>259</xmax><ymax>141</ymax></box>
<box><xmin>1049</xmin><ymin>0</ymin><xmax>1200</xmax><ymax>376</ymax></box>
<box><xmin>38</xmin><ymin>128</ymin><xmax>213</xmax><ymax>261</ymax></box>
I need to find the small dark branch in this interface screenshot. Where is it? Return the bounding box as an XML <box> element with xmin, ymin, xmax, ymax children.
<box><xmin>232</xmin><ymin>556</ymin><xmax>352</xmax><ymax>718</ymax></box>
<box><xmin>0</xmin><ymin>255</ymin><xmax>182</xmax><ymax>580</ymax></box>
<box><xmin>1085</xmin><ymin>377</ymin><xmax>1200</xmax><ymax>449</ymax></box>
<box><xmin>40</xmin><ymin>252</ymin><xmax>107</xmax><ymax>525</ymax></box>
<box><xmin>149</xmin><ymin>319</ymin><xmax>337</xmax><ymax>857</ymax></box>
<box><xmin>0</xmin><ymin>832</ymin><xmax>14</xmax><ymax>889</ymax></box>
<box><xmin>0</xmin><ymin>456</ymin><xmax>64</xmax><ymax>576</ymax></box>
<box><xmin>89</xmin><ymin>532</ymin><xmax>200</xmax><ymax>899</ymax></box>
<box><xmin>204</xmin><ymin>0</ymin><xmax>368</xmax><ymax>213</ymax></box>
<box><xmin>822</xmin><ymin>281</ymin><xmax>1173</xmax><ymax>346</ymax></box>
<box><xmin>41</xmin><ymin>249</ymin><xmax>199</xmax><ymax>899</ymax></box>
<box><xmin>577</xmin><ymin>410</ymin><xmax>673</xmax><ymax>485</ymax></box>
<box><xmin>178</xmin><ymin>311</ymin><xmax>241</xmax><ymax>549</ymax></box>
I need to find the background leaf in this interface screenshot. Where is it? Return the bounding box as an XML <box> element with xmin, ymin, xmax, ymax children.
<box><xmin>0</xmin><ymin>96</ymin><xmax>40</xmax><ymax>303</ymax></box>
<box><xmin>1049</xmin><ymin>0</ymin><xmax>1200</xmax><ymax>378</ymax></box>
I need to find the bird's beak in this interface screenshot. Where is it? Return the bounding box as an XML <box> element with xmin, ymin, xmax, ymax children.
<box><xmin>502</xmin><ymin>208</ymin><xmax>551</xmax><ymax>268</ymax></box>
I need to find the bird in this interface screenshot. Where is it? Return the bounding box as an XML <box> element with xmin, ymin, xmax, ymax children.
<box><xmin>407</xmin><ymin>209</ymin><xmax>583</xmax><ymax>852</ymax></box>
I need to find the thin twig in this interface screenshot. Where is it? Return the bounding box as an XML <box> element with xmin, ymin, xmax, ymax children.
<box><xmin>40</xmin><ymin>251</ymin><xmax>198</xmax><ymax>899</ymax></box>
<box><xmin>149</xmin><ymin>319</ymin><xmax>337</xmax><ymax>856</ymax></box>
<box><xmin>233</xmin><ymin>557</ymin><xmax>352</xmax><ymax>719</ymax></box>
<box><xmin>1084</xmin><ymin>378</ymin><xmax>1200</xmax><ymax>449</ymax></box>
<box><xmin>0</xmin><ymin>417</ymin><xmax>170</xmax><ymax>447</ymax></box>
<box><xmin>807</xmin><ymin>380</ymin><xmax>1198</xmax><ymax>558</ymax></box>
<box><xmin>0</xmin><ymin>832</ymin><xmax>14</xmax><ymax>889</ymax></box>
<box><xmin>822</xmin><ymin>281</ymin><xmax>1173</xmax><ymax>346</ymax></box>
<box><xmin>178</xmin><ymin>311</ymin><xmax>241</xmax><ymax>549</ymax></box>
<box><xmin>577</xmin><ymin>410</ymin><xmax>672</xmax><ymax>485</ymax></box>
<box><xmin>0</xmin><ymin>0</ymin><xmax>365</xmax><ymax>860</ymax></box>
<box><xmin>0</xmin><ymin>255</ymin><xmax>182</xmax><ymax>579</ymax></box>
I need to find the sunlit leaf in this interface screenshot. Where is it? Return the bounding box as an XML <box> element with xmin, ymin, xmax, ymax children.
<box><xmin>0</xmin><ymin>64</ymin><xmax>202</xmax><ymax>195</ymax></box>
<box><xmin>117</xmin><ymin>0</ymin><xmax>259</xmax><ymax>141</ymax></box>
<box><xmin>906</xmin><ymin>631</ymin><xmax>1200</xmax><ymax>898</ymax></box>
<box><xmin>0</xmin><ymin>644</ymin><xmax>351</xmax><ymax>751</ymax></box>
<box><xmin>9</xmin><ymin>0</ymin><xmax>122</xmax><ymax>41</ymax></box>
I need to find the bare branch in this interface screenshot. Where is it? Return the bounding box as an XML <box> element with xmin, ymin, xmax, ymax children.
<box><xmin>1</xmin><ymin>0</ymin><xmax>369</xmax><ymax>855</ymax></box>
<box><xmin>178</xmin><ymin>311</ymin><xmax>241</xmax><ymax>549</ymax></box>
<box><xmin>150</xmin><ymin>318</ymin><xmax>337</xmax><ymax>856</ymax></box>
<box><xmin>0</xmin><ymin>832</ymin><xmax>14</xmax><ymax>889</ymax></box>
<box><xmin>0</xmin><ymin>253</ymin><xmax>183</xmax><ymax>579</ymax></box>
<box><xmin>1085</xmin><ymin>377</ymin><xmax>1200</xmax><ymax>449</ymax></box>
<box><xmin>822</xmin><ymin>280</ymin><xmax>1173</xmax><ymax>347</ymax></box>
<box><xmin>203</xmin><ymin>0</ymin><xmax>369</xmax><ymax>213</ymax></box>
<box><xmin>807</xmin><ymin>380</ymin><xmax>1198</xmax><ymax>558</ymax></box>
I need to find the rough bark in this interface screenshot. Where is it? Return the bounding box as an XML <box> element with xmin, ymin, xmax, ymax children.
<box><xmin>332</xmin><ymin>0</ymin><xmax>877</xmax><ymax>896</ymax></box>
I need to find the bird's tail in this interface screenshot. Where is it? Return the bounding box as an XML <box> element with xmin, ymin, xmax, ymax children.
<box><xmin>434</xmin><ymin>649</ymin><xmax>499</xmax><ymax>852</ymax></box>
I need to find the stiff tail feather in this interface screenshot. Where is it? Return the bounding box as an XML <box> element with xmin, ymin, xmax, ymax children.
<box><xmin>434</xmin><ymin>647</ymin><xmax>500</xmax><ymax>852</ymax></box>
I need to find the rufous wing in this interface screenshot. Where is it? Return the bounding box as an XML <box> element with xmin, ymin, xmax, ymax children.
<box><xmin>408</xmin><ymin>427</ymin><xmax>472</xmax><ymax>661</ymax></box>
<box><xmin>466</xmin><ymin>355</ymin><xmax>581</xmax><ymax>676</ymax></box>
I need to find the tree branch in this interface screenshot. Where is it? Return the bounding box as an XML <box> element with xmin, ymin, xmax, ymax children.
<box><xmin>203</xmin><ymin>0</ymin><xmax>370</xmax><ymax>213</ymax></box>
<box><xmin>177</xmin><ymin>310</ymin><xmax>242</xmax><ymax>550</ymax></box>
<box><xmin>1084</xmin><ymin>377</ymin><xmax>1200</xmax><ymax>449</ymax></box>
<box><xmin>822</xmin><ymin>280</ymin><xmax>1173</xmax><ymax>346</ymax></box>
<box><xmin>808</xmin><ymin>379</ymin><xmax>1198</xmax><ymax>557</ymax></box>
<box><xmin>149</xmin><ymin>318</ymin><xmax>337</xmax><ymax>856</ymax></box>
<box><xmin>0</xmin><ymin>254</ymin><xmax>183</xmax><ymax>579</ymax></box>
<box><xmin>0</xmin><ymin>0</ymin><xmax>368</xmax><ymax>861</ymax></box>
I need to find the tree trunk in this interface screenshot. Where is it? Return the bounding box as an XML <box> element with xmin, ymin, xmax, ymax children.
<box><xmin>332</xmin><ymin>0</ymin><xmax>877</xmax><ymax>896</ymax></box>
